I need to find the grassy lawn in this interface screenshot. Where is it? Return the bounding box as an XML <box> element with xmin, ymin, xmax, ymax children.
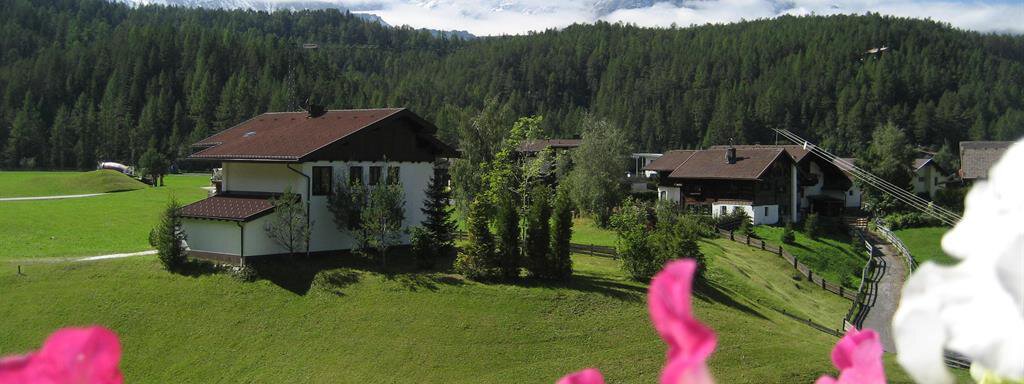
<box><xmin>0</xmin><ymin>242</ymin><xmax>943</xmax><ymax>383</ymax></box>
<box><xmin>571</xmin><ymin>217</ymin><xmax>618</xmax><ymax>247</ymax></box>
<box><xmin>893</xmin><ymin>226</ymin><xmax>957</xmax><ymax>265</ymax></box>
<box><xmin>0</xmin><ymin>170</ymin><xmax>146</xmax><ymax>197</ymax></box>
<box><xmin>753</xmin><ymin>226</ymin><xmax>867</xmax><ymax>289</ymax></box>
<box><xmin>0</xmin><ymin>174</ymin><xmax>209</xmax><ymax>260</ymax></box>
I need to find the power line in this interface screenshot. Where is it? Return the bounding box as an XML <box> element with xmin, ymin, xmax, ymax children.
<box><xmin>773</xmin><ymin>129</ymin><xmax>961</xmax><ymax>226</ymax></box>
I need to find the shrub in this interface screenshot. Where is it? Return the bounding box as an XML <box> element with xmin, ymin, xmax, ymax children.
<box><xmin>228</xmin><ymin>265</ymin><xmax>258</xmax><ymax>282</ymax></box>
<box><xmin>524</xmin><ymin>185</ymin><xmax>553</xmax><ymax>278</ymax></box>
<box><xmin>651</xmin><ymin>208</ymin><xmax>706</xmax><ymax>279</ymax></box>
<box><xmin>804</xmin><ymin>213</ymin><xmax>820</xmax><ymax>240</ymax></box>
<box><xmin>454</xmin><ymin>199</ymin><xmax>501</xmax><ymax>281</ymax></box>
<box><xmin>933</xmin><ymin>187</ymin><xmax>966</xmax><ymax>214</ymax></box>
<box><xmin>264</xmin><ymin>188</ymin><xmax>311</xmax><ymax>257</ymax></box>
<box><xmin>781</xmin><ymin>222</ymin><xmax>796</xmax><ymax>244</ymax></box>
<box><xmin>410</xmin><ymin>226</ymin><xmax>434</xmax><ymax>270</ymax></box>
<box><xmin>612</xmin><ymin>198</ymin><xmax>658</xmax><ymax>280</ymax></box>
<box><xmin>548</xmin><ymin>183</ymin><xmax>574</xmax><ymax>280</ymax></box>
<box><xmin>883</xmin><ymin>212</ymin><xmax>942</xmax><ymax>230</ymax></box>
<box><xmin>149</xmin><ymin>198</ymin><xmax>187</xmax><ymax>271</ymax></box>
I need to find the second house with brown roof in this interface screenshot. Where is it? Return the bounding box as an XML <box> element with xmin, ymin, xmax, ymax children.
<box><xmin>179</xmin><ymin>108</ymin><xmax>456</xmax><ymax>265</ymax></box>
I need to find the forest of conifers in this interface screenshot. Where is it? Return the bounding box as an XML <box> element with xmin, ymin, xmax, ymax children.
<box><xmin>1</xmin><ymin>0</ymin><xmax>1023</xmax><ymax>169</ymax></box>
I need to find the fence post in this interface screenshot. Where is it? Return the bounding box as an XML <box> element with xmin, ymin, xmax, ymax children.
<box><xmin>839</xmin><ymin>285</ymin><xmax>844</xmax><ymax>297</ymax></box>
<box><xmin>821</xmin><ymin>278</ymin><xmax>826</xmax><ymax>289</ymax></box>
<box><xmin>808</xmin><ymin>269</ymin><xmax>813</xmax><ymax>281</ymax></box>
<box><xmin>761</xmin><ymin>240</ymin><xmax>765</xmax><ymax>250</ymax></box>
<box><xmin>746</xmin><ymin>236</ymin><xmax>750</xmax><ymax>246</ymax></box>
<box><xmin>778</xmin><ymin>246</ymin><xmax>783</xmax><ymax>256</ymax></box>
<box><xmin>730</xmin><ymin>230</ymin><xmax>734</xmax><ymax>241</ymax></box>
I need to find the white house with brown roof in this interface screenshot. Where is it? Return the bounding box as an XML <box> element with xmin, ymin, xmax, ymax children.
<box><xmin>179</xmin><ymin>108</ymin><xmax>456</xmax><ymax>265</ymax></box>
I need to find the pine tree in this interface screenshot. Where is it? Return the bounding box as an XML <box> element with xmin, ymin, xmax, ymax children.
<box><xmin>454</xmin><ymin>199</ymin><xmax>500</xmax><ymax>281</ymax></box>
<box><xmin>420</xmin><ymin>172</ymin><xmax>456</xmax><ymax>258</ymax></box>
<box><xmin>3</xmin><ymin>93</ymin><xmax>44</xmax><ymax>168</ymax></box>
<box><xmin>495</xmin><ymin>195</ymin><xmax>520</xmax><ymax>280</ymax></box>
<box><xmin>524</xmin><ymin>184</ymin><xmax>552</xmax><ymax>278</ymax></box>
<box><xmin>149</xmin><ymin>198</ymin><xmax>187</xmax><ymax>271</ymax></box>
<box><xmin>549</xmin><ymin>183</ymin><xmax>574</xmax><ymax>280</ymax></box>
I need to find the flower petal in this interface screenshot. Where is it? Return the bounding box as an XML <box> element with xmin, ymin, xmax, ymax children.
<box><xmin>0</xmin><ymin>326</ymin><xmax>123</xmax><ymax>384</ymax></box>
<box><xmin>557</xmin><ymin>368</ymin><xmax>605</xmax><ymax>384</ymax></box>
<box><xmin>817</xmin><ymin>328</ymin><xmax>886</xmax><ymax>384</ymax></box>
<box><xmin>894</xmin><ymin>140</ymin><xmax>1024</xmax><ymax>383</ymax></box>
<box><xmin>648</xmin><ymin>259</ymin><xmax>717</xmax><ymax>384</ymax></box>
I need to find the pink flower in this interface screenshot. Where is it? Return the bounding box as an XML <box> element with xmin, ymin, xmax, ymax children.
<box><xmin>558</xmin><ymin>368</ymin><xmax>605</xmax><ymax>384</ymax></box>
<box><xmin>0</xmin><ymin>326</ymin><xmax>124</xmax><ymax>384</ymax></box>
<box><xmin>648</xmin><ymin>259</ymin><xmax>717</xmax><ymax>384</ymax></box>
<box><xmin>815</xmin><ymin>328</ymin><xmax>886</xmax><ymax>384</ymax></box>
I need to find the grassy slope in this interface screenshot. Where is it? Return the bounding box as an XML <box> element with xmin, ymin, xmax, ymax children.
<box><xmin>753</xmin><ymin>226</ymin><xmax>867</xmax><ymax>288</ymax></box>
<box><xmin>0</xmin><ymin>174</ymin><xmax>208</xmax><ymax>259</ymax></box>
<box><xmin>0</xmin><ymin>170</ymin><xmax>147</xmax><ymax>197</ymax></box>
<box><xmin>0</xmin><ymin>245</ymin><xmax>932</xmax><ymax>383</ymax></box>
<box><xmin>893</xmin><ymin>227</ymin><xmax>956</xmax><ymax>265</ymax></box>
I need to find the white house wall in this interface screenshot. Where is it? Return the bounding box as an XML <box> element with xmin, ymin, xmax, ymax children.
<box><xmin>912</xmin><ymin>165</ymin><xmax>948</xmax><ymax>199</ymax></box>
<box><xmin>222</xmin><ymin>162</ymin><xmax>304</xmax><ymax>194</ymax></box>
<box><xmin>181</xmin><ymin>219</ymin><xmax>241</xmax><ymax>256</ymax></box>
<box><xmin>242</xmin><ymin>214</ymin><xmax>286</xmax><ymax>256</ymax></box>
<box><xmin>657</xmin><ymin>186</ymin><xmax>681</xmax><ymax>203</ymax></box>
<box><xmin>711</xmin><ymin>202</ymin><xmax>779</xmax><ymax>225</ymax></box>
<box><xmin>301</xmin><ymin>160</ymin><xmax>433</xmax><ymax>253</ymax></box>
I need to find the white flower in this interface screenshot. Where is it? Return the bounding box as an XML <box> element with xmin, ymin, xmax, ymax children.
<box><xmin>893</xmin><ymin>140</ymin><xmax>1024</xmax><ymax>384</ymax></box>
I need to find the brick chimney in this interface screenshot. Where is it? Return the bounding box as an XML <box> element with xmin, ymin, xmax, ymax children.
<box><xmin>726</xmin><ymin>147</ymin><xmax>737</xmax><ymax>164</ymax></box>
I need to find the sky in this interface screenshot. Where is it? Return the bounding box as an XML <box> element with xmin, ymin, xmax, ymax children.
<box><xmin>329</xmin><ymin>0</ymin><xmax>1024</xmax><ymax>36</ymax></box>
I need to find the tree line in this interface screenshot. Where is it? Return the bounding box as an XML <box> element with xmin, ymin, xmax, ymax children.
<box><xmin>2</xmin><ymin>0</ymin><xmax>1023</xmax><ymax>170</ymax></box>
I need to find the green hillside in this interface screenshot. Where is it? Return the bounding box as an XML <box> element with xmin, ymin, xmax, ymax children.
<box><xmin>0</xmin><ymin>174</ymin><xmax>208</xmax><ymax>260</ymax></box>
<box><xmin>0</xmin><ymin>170</ymin><xmax>146</xmax><ymax>197</ymax></box>
<box><xmin>1</xmin><ymin>245</ymin><xmax>931</xmax><ymax>383</ymax></box>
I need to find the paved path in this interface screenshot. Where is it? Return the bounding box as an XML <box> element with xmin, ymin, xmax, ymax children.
<box><xmin>860</xmin><ymin>232</ymin><xmax>907</xmax><ymax>352</ymax></box>
<box><xmin>0</xmin><ymin>193</ymin><xmax>106</xmax><ymax>202</ymax></box>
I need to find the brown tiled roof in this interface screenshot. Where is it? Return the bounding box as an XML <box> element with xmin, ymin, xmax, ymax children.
<box><xmin>518</xmin><ymin>139</ymin><xmax>582</xmax><ymax>153</ymax></box>
<box><xmin>643</xmin><ymin>150</ymin><xmax>697</xmax><ymax>171</ymax></box>
<box><xmin>913</xmin><ymin>158</ymin><xmax>932</xmax><ymax>171</ymax></box>
<box><xmin>668</xmin><ymin>148</ymin><xmax>787</xmax><ymax>180</ymax></box>
<box><xmin>709</xmin><ymin>144</ymin><xmax>811</xmax><ymax>163</ymax></box>
<box><xmin>179</xmin><ymin>193</ymin><xmax>282</xmax><ymax>222</ymax></box>
<box><xmin>190</xmin><ymin>108</ymin><xmax>411</xmax><ymax>161</ymax></box>
<box><xmin>960</xmin><ymin>141</ymin><xmax>1012</xmax><ymax>180</ymax></box>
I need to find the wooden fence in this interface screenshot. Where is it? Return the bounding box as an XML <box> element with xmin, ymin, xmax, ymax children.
<box><xmin>715</xmin><ymin>228</ymin><xmax>859</xmax><ymax>301</ymax></box>
<box><xmin>569</xmin><ymin>243</ymin><xmax>616</xmax><ymax>258</ymax></box>
<box><xmin>844</xmin><ymin>229</ymin><xmax>877</xmax><ymax>330</ymax></box>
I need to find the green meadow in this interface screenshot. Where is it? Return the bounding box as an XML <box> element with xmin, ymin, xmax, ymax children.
<box><xmin>753</xmin><ymin>226</ymin><xmax>867</xmax><ymax>288</ymax></box>
<box><xmin>893</xmin><ymin>226</ymin><xmax>957</xmax><ymax>265</ymax></box>
<box><xmin>0</xmin><ymin>173</ymin><xmax>209</xmax><ymax>260</ymax></box>
<box><xmin>0</xmin><ymin>170</ymin><xmax>147</xmax><ymax>198</ymax></box>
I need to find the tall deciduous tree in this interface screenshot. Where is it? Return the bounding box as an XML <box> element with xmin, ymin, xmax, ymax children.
<box><xmin>856</xmin><ymin>122</ymin><xmax>915</xmax><ymax>215</ymax></box>
<box><xmin>566</xmin><ymin>116</ymin><xmax>630</xmax><ymax>227</ymax></box>
<box><xmin>357</xmin><ymin>182</ymin><xmax>406</xmax><ymax>266</ymax></box>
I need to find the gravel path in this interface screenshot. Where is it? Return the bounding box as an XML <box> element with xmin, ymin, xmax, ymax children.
<box><xmin>5</xmin><ymin>250</ymin><xmax>156</xmax><ymax>264</ymax></box>
<box><xmin>860</xmin><ymin>232</ymin><xmax>908</xmax><ymax>352</ymax></box>
<box><xmin>0</xmin><ymin>193</ymin><xmax>106</xmax><ymax>202</ymax></box>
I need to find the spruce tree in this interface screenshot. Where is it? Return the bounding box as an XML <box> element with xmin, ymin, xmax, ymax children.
<box><xmin>420</xmin><ymin>173</ymin><xmax>456</xmax><ymax>258</ymax></box>
<box><xmin>495</xmin><ymin>195</ymin><xmax>521</xmax><ymax>280</ymax></box>
<box><xmin>549</xmin><ymin>183</ymin><xmax>574</xmax><ymax>280</ymax></box>
<box><xmin>149</xmin><ymin>198</ymin><xmax>187</xmax><ymax>271</ymax></box>
<box><xmin>524</xmin><ymin>185</ymin><xmax>552</xmax><ymax>278</ymax></box>
<box><xmin>454</xmin><ymin>199</ymin><xmax>499</xmax><ymax>281</ymax></box>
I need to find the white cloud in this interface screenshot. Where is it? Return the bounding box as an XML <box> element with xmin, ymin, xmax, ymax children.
<box><xmin>150</xmin><ymin>0</ymin><xmax>1024</xmax><ymax>35</ymax></box>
